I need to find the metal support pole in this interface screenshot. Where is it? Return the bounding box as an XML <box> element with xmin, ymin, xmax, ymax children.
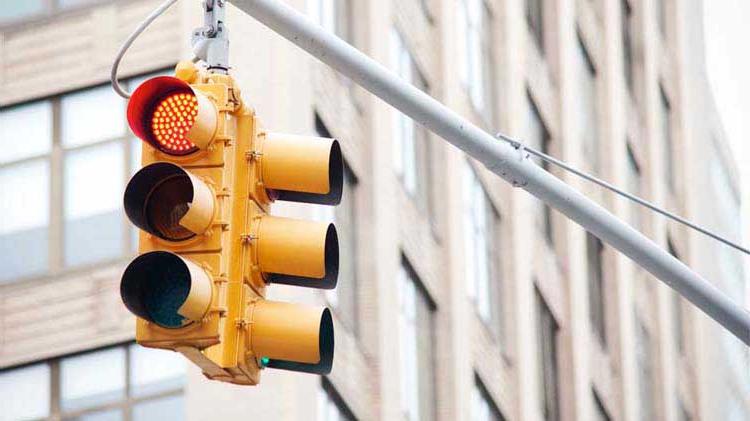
<box><xmin>193</xmin><ymin>0</ymin><xmax>230</xmax><ymax>73</ymax></box>
<box><xmin>228</xmin><ymin>0</ymin><xmax>750</xmax><ymax>345</ymax></box>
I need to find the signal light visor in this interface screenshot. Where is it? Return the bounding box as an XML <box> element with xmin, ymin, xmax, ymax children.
<box><xmin>257</xmin><ymin>216</ymin><xmax>338</xmax><ymax>289</ymax></box>
<box><xmin>124</xmin><ymin>162</ymin><xmax>215</xmax><ymax>241</ymax></box>
<box><xmin>250</xmin><ymin>301</ymin><xmax>334</xmax><ymax>375</ymax></box>
<box><xmin>261</xmin><ymin>134</ymin><xmax>343</xmax><ymax>205</ymax></box>
<box><xmin>127</xmin><ymin>76</ymin><xmax>218</xmax><ymax>155</ymax></box>
<box><xmin>121</xmin><ymin>251</ymin><xmax>213</xmax><ymax>328</ymax></box>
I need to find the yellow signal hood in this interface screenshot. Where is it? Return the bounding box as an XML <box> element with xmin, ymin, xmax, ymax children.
<box><xmin>259</xmin><ymin>133</ymin><xmax>343</xmax><ymax>205</ymax></box>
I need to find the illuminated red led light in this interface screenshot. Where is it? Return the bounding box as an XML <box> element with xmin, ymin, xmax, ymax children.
<box><xmin>150</xmin><ymin>93</ymin><xmax>198</xmax><ymax>154</ymax></box>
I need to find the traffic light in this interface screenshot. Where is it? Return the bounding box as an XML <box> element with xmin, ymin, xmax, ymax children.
<box><xmin>120</xmin><ymin>61</ymin><xmax>342</xmax><ymax>385</ymax></box>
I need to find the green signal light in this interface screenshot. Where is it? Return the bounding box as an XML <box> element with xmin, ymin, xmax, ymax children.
<box><xmin>260</xmin><ymin>357</ymin><xmax>270</xmax><ymax>367</ymax></box>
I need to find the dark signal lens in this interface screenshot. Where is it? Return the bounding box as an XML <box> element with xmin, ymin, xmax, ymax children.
<box><xmin>145</xmin><ymin>174</ymin><xmax>195</xmax><ymax>241</ymax></box>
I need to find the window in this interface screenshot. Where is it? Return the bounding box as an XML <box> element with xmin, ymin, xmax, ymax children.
<box><xmin>636</xmin><ymin>319</ymin><xmax>655</xmax><ymax>420</ymax></box>
<box><xmin>668</xmin><ymin>239</ymin><xmax>684</xmax><ymax>354</ymax></box>
<box><xmin>0</xmin><ymin>0</ymin><xmax>102</xmax><ymax>24</ymax></box>
<box><xmin>0</xmin><ymin>101</ymin><xmax>52</xmax><ymax>282</ymax></box>
<box><xmin>656</xmin><ymin>0</ymin><xmax>666</xmax><ymax>36</ymax></box>
<box><xmin>0</xmin><ymin>343</ymin><xmax>186</xmax><ymax>420</ymax></box>
<box><xmin>62</xmin><ymin>85</ymin><xmax>127</xmax><ymax>267</ymax></box>
<box><xmin>0</xmin><ymin>363</ymin><xmax>51</xmax><ymax>420</ymax></box>
<box><xmin>391</xmin><ymin>30</ymin><xmax>433</xmax><ymax>215</ymax></box>
<box><xmin>536</xmin><ymin>289</ymin><xmax>560</xmax><ymax>421</ymax></box>
<box><xmin>621</xmin><ymin>0</ymin><xmax>634</xmax><ymax>91</ymax></box>
<box><xmin>575</xmin><ymin>36</ymin><xmax>599</xmax><ymax>173</ymax></box>
<box><xmin>308</xmin><ymin>0</ymin><xmax>351</xmax><ymax>42</ymax></box>
<box><xmin>458</xmin><ymin>0</ymin><xmax>495</xmax><ymax>119</ymax></box>
<box><xmin>659</xmin><ymin>85</ymin><xmax>674</xmax><ymax>192</ymax></box>
<box><xmin>472</xmin><ymin>376</ymin><xmax>506</xmax><ymax>421</ymax></box>
<box><xmin>587</xmin><ymin>233</ymin><xmax>606</xmax><ymax>347</ymax></box>
<box><xmin>0</xmin><ymin>72</ymin><xmax>167</xmax><ymax>284</ymax></box>
<box><xmin>318</xmin><ymin>379</ymin><xmax>357</xmax><ymax>421</ymax></box>
<box><xmin>625</xmin><ymin>144</ymin><xmax>642</xmax><ymax>230</ymax></box>
<box><xmin>525</xmin><ymin>94</ymin><xmax>553</xmax><ymax>244</ymax></box>
<box><xmin>592</xmin><ymin>390</ymin><xmax>612</xmax><ymax>421</ymax></box>
<box><xmin>463</xmin><ymin>162</ymin><xmax>502</xmax><ymax>334</ymax></box>
<box><xmin>677</xmin><ymin>400</ymin><xmax>691</xmax><ymax>421</ymax></box>
<box><xmin>311</xmin><ymin>115</ymin><xmax>359</xmax><ymax>336</ymax></box>
<box><xmin>398</xmin><ymin>258</ymin><xmax>436</xmax><ymax>421</ymax></box>
<box><xmin>526</xmin><ymin>0</ymin><xmax>544</xmax><ymax>53</ymax></box>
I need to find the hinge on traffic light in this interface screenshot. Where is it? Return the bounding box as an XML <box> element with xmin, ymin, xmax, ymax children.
<box><xmin>240</xmin><ymin>234</ymin><xmax>257</xmax><ymax>243</ymax></box>
<box><xmin>213</xmin><ymin>276</ymin><xmax>229</xmax><ymax>284</ymax></box>
<box><xmin>245</xmin><ymin>150</ymin><xmax>262</xmax><ymax>161</ymax></box>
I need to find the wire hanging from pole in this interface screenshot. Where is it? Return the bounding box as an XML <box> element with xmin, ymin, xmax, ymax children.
<box><xmin>495</xmin><ymin>132</ymin><xmax>750</xmax><ymax>256</ymax></box>
<box><xmin>111</xmin><ymin>0</ymin><xmax>181</xmax><ymax>99</ymax></box>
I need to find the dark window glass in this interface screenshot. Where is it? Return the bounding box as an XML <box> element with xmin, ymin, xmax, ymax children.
<box><xmin>319</xmin><ymin>378</ymin><xmax>358</xmax><ymax>421</ymax></box>
<box><xmin>536</xmin><ymin>289</ymin><xmax>560</xmax><ymax>421</ymax></box>
<box><xmin>398</xmin><ymin>258</ymin><xmax>436</xmax><ymax>421</ymax></box>
<box><xmin>621</xmin><ymin>0</ymin><xmax>634</xmax><ymax>91</ymax></box>
<box><xmin>625</xmin><ymin>144</ymin><xmax>642</xmax><ymax>229</ymax></box>
<box><xmin>593</xmin><ymin>390</ymin><xmax>612</xmax><ymax>421</ymax></box>
<box><xmin>636</xmin><ymin>320</ymin><xmax>655</xmax><ymax>420</ymax></box>
<box><xmin>473</xmin><ymin>375</ymin><xmax>507</xmax><ymax>421</ymax></box>
<box><xmin>526</xmin><ymin>0</ymin><xmax>544</xmax><ymax>53</ymax></box>
<box><xmin>659</xmin><ymin>86</ymin><xmax>674</xmax><ymax>191</ymax></box>
<box><xmin>576</xmin><ymin>36</ymin><xmax>599</xmax><ymax>174</ymax></box>
<box><xmin>0</xmin><ymin>343</ymin><xmax>185</xmax><ymax>421</ymax></box>
<box><xmin>525</xmin><ymin>94</ymin><xmax>553</xmax><ymax>245</ymax></box>
<box><xmin>587</xmin><ymin>233</ymin><xmax>606</xmax><ymax>347</ymax></box>
<box><xmin>0</xmin><ymin>1</ymin><xmax>45</xmax><ymax>23</ymax></box>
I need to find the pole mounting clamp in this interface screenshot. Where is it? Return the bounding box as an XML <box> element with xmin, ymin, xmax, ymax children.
<box><xmin>192</xmin><ymin>0</ymin><xmax>230</xmax><ymax>73</ymax></box>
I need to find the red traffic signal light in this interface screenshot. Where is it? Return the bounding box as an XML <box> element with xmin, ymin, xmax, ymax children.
<box><xmin>127</xmin><ymin>76</ymin><xmax>218</xmax><ymax>156</ymax></box>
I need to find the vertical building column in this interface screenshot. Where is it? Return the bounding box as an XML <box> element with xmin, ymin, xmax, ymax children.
<box><xmin>552</xmin><ymin>0</ymin><xmax>589</xmax><ymax>420</ymax></box>
<box><xmin>366</xmin><ymin>0</ymin><xmax>402</xmax><ymax>419</ymax></box>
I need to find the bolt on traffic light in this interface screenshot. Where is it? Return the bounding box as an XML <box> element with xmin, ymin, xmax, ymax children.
<box><xmin>120</xmin><ymin>61</ymin><xmax>343</xmax><ymax>385</ymax></box>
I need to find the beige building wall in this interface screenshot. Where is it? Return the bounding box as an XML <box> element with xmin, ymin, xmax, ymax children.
<box><xmin>0</xmin><ymin>0</ymin><xmax>748</xmax><ymax>420</ymax></box>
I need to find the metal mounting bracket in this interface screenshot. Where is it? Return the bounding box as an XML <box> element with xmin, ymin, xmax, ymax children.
<box><xmin>192</xmin><ymin>0</ymin><xmax>230</xmax><ymax>73</ymax></box>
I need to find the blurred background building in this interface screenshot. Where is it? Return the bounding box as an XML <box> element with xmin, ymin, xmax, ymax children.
<box><xmin>0</xmin><ymin>0</ymin><xmax>748</xmax><ymax>420</ymax></box>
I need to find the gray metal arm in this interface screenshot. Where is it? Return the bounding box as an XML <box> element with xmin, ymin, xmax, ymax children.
<box><xmin>228</xmin><ymin>0</ymin><xmax>750</xmax><ymax>345</ymax></box>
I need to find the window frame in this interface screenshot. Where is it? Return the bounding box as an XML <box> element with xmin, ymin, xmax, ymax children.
<box><xmin>621</xmin><ymin>0</ymin><xmax>635</xmax><ymax>92</ymax></box>
<box><xmin>625</xmin><ymin>143</ymin><xmax>642</xmax><ymax>229</ymax></box>
<box><xmin>636</xmin><ymin>318</ymin><xmax>656</xmax><ymax>420</ymax></box>
<box><xmin>0</xmin><ymin>99</ymin><xmax>54</xmax><ymax>283</ymax></box>
<box><xmin>463</xmin><ymin>161</ymin><xmax>504</xmax><ymax>336</ymax></box>
<box><xmin>472</xmin><ymin>374</ymin><xmax>507</xmax><ymax>421</ymax></box>
<box><xmin>592</xmin><ymin>389</ymin><xmax>612</xmax><ymax>421</ymax></box>
<box><xmin>526</xmin><ymin>0</ymin><xmax>544</xmax><ymax>54</ymax></box>
<box><xmin>658</xmin><ymin>84</ymin><xmax>675</xmax><ymax>192</ymax></box>
<box><xmin>0</xmin><ymin>342</ymin><xmax>185</xmax><ymax>421</ymax></box>
<box><xmin>459</xmin><ymin>0</ymin><xmax>496</xmax><ymax>123</ymax></box>
<box><xmin>313</xmin><ymin>113</ymin><xmax>360</xmax><ymax>337</ymax></box>
<box><xmin>0</xmin><ymin>69</ymin><xmax>172</xmax><ymax>284</ymax></box>
<box><xmin>525</xmin><ymin>92</ymin><xmax>554</xmax><ymax>245</ymax></box>
<box><xmin>319</xmin><ymin>377</ymin><xmax>358</xmax><ymax>421</ymax></box>
<box><xmin>391</xmin><ymin>29</ymin><xmax>434</xmax><ymax>219</ymax></box>
<box><xmin>575</xmin><ymin>33</ymin><xmax>600</xmax><ymax>174</ymax></box>
<box><xmin>0</xmin><ymin>0</ymin><xmax>114</xmax><ymax>29</ymax></box>
<box><xmin>397</xmin><ymin>256</ymin><xmax>437</xmax><ymax>421</ymax></box>
<box><xmin>536</xmin><ymin>287</ymin><xmax>560</xmax><ymax>421</ymax></box>
<box><xmin>587</xmin><ymin>233</ymin><xmax>607</xmax><ymax>348</ymax></box>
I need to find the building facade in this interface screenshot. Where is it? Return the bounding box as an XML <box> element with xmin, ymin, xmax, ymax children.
<box><xmin>0</xmin><ymin>0</ymin><xmax>748</xmax><ymax>420</ymax></box>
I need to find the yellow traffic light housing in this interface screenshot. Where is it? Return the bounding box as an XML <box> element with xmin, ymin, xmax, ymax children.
<box><xmin>121</xmin><ymin>62</ymin><xmax>342</xmax><ymax>386</ymax></box>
